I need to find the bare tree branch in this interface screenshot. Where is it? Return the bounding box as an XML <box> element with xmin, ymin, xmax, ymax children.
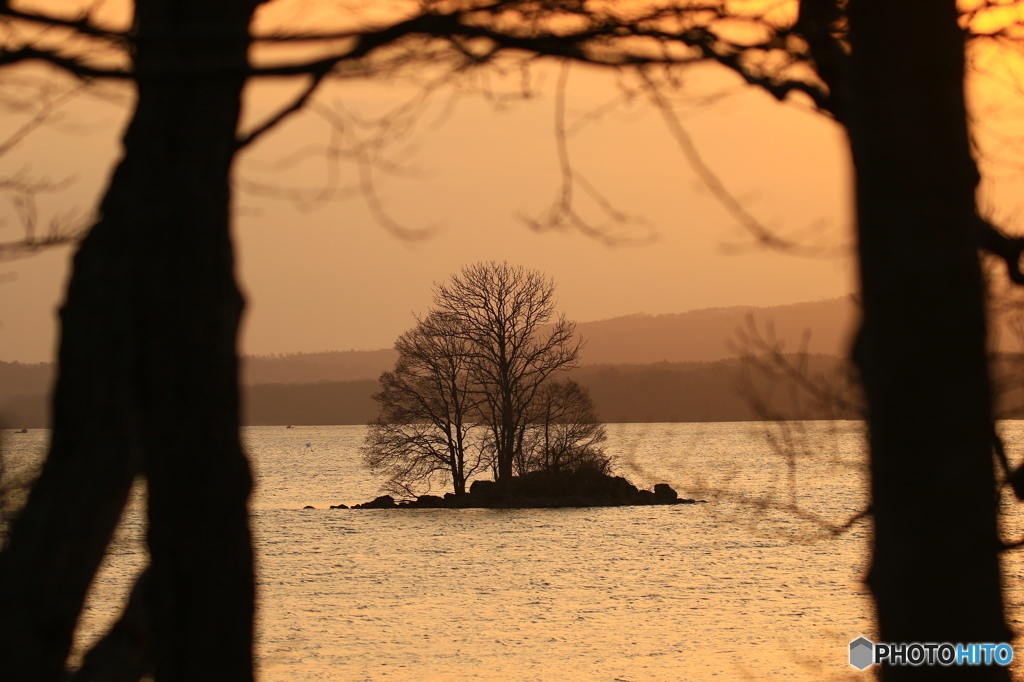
<box><xmin>0</xmin><ymin>46</ymin><xmax>130</xmax><ymax>79</ymax></box>
<box><xmin>978</xmin><ymin>216</ymin><xmax>1024</xmax><ymax>285</ymax></box>
<box><xmin>521</xmin><ymin>60</ymin><xmax>656</xmax><ymax>245</ymax></box>
<box><xmin>235</xmin><ymin>68</ymin><xmax>332</xmax><ymax>150</ymax></box>
<box><xmin>639</xmin><ymin>67</ymin><xmax>829</xmax><ymax>254</ymax></box>
<box><xmin>0</xmin><ymin>4</ymin><xmax>128</xmax><ymax>42</ymax></box>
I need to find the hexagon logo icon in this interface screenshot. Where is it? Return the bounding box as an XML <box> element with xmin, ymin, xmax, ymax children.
<box><xmin>849</xmin><ymin>637</ymin><xmax>874</xmax><ymax>670</ymax></box>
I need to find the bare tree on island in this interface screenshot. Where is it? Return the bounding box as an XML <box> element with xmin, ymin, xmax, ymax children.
<box><xmin>363</xmin><ymin>312</ymin><xmax>484</xmax><ymax>497</ymax></box>
<box><xmin>364</xmin><ymin>262</ymin><xmax>610</xmax><ymax>497</ymax></box>
<box><xmin>436</xmin><ymin>262</ymin><xmax>582</xmax><ymax>486</ymax></box>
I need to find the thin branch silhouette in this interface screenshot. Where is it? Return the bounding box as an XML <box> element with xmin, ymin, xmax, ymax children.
<box><xmin>521</xmin><ymin>60</ymin><xmax>656</xmax><ymax>246</ymax></box>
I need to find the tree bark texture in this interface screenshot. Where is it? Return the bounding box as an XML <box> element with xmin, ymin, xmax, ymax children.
<box><xmin>0</xmin><ymin>1</ymin><xmax>259</xmax><ymax>680</ymax></box>
<box><xmin>847</xmin><ymin>2</ymin><xmax>1011</xmax><ymax>679</ymax></box>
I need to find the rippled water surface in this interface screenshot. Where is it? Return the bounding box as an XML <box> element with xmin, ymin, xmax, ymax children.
<box><xmin>12</xmin><ymin>421</ymin><xmax>1024</xmax><ymax>680</ymax></box>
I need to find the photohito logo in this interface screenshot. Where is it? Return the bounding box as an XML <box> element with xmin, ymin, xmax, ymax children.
<box><xmin>849</xmin><ymin>637</ymin><xmax>1014</xmax><ymax>670</ymax></box>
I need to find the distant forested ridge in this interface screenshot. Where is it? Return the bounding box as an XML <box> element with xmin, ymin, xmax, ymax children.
<box><xmin>238</xmin><ymin>354</ymin><xmax>1024</xmax><ymax>426</ymax></box>
<box><xmin>241</xmin><ymin>349</ymin><xmax>399</xmax><ymax>384</ymax></box>
<box><xmin>4</xmin><ymin>356</ymin><xmax>858</xmax><ymax>427</ymax></box>
<box><xmin>31</xmin><ymin>295</ymin><xmax>1024</xmax><ymax>427</ymax></box>
<box><xmin>0</xmin><ymin>361</ymin><xmax>53</xmax><ymax>395</ymax></box>
<box><xmin>9</xmin><ymin>353</ymin><xmax>1024</xmax><ymax>428</ymax></box>
<box><xmin>244</xmin><ymin>355</ymin><xmax>861</xmax><ymax>425</ymax></box>
<box><xmin>244</xmin><ymin>380</ymin><xmax>381</xmax><ymax>426</ymax></box>
<box><xmin>0</xmin><ymin>361</ymin><xmax>51</xmax><ymax>429</ymax></box>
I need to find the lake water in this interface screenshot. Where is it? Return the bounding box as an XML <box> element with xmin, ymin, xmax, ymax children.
<box><xmin>8</xmin><ymin>421</ymin><xmax>1024</xmax><ymax>680</ymax></box>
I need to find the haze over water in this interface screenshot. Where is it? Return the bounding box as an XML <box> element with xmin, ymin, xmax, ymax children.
<box><xmin>9</xmin><ymin>422</ymin><xmax>1024</xmax><ymax>680</ymax></box>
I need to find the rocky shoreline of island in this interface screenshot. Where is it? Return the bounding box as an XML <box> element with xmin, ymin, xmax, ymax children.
<box><xmin>309</xmin><ymin>471</ymin><xmax>706</xmax><ymax>510</ymax></box>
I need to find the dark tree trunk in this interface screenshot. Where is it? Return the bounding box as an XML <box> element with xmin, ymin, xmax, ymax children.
<box><xmin>452</xmin><ymin>453</ymin><xmax>466</xmax><ymax>495</ymax></box>
<box><xmin>847</xmin><ymin>2</ymin><xmax>1011</xmax><ymax>678</ymax></box>
<box><xmin>132</xmin><ymin>3</ymin><xmax>258</xmax><ymax>680</ymax></box>
<box><xmin>0</xmin><ymin>1</ymin><xmax>260</xmax><ymax>680</ymax></box>
<box><xmin>0</xmin><ymin>219</ymin><xmax>140</xmax><ymax>681</ymax></box>
<box><xmin>498</xmin><ymin>388</ymin><xmax>515</xmax><ymax>483</ymax></box>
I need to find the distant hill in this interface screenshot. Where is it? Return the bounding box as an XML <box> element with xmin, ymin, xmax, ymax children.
<box><xmin>575</xmin><ymin>296</ymin><xmax>858</xmax><ymax>364</ymax></box>
<box><xmin>238</xmin><ymin>296</ymin><xmax>860</xmax><ymax>384</ymax></box>
<box><xmin>569</xmin><ymin>355</ymin><xmax>858</xmax><ymax>423</ymax></box>
<box><xmin>0</xmin><ymin>298</ymin><xmax>859</xmax><ymax>427</ymax></box>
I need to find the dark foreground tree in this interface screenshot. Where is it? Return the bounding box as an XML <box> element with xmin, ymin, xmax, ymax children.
<box><xmin>1</xmin><ymin>1</ymin><xmax>1022</xmax><ymax>681</ymax></box>
<box><xmin>0</xmin><ymin>3</ymin><xmax>261</xmax><ymax>680</ymax></box>
<box><xmin>847</xmin><ymin>8</ymin><xmax>1007</xmax><ymax>674</ymax></box>
<box><xmin>363</xmin><ymin>312</ymin><xmax>483</xmax><ymax>496</ymax></box>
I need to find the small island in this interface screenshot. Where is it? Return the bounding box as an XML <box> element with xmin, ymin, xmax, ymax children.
<box><xmin>341</xmin><ymin>263</ymin><xmax>704</xmax><ymax>513</ymax></box>
<box><xmin>344</xmin><ymin>471</ymin><xmax>703</xmax><ymax>509</ymax></box>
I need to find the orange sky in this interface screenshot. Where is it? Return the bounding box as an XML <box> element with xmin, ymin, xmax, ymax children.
<box><xmin>0</xmin><ymin>58</ymin><xmax>856</xmax><ymax>363</ymax></box>
<box><xmin>1</xmin><ymin>3</ymin><xmax>1023</xmax><ymax>363</ymax></box>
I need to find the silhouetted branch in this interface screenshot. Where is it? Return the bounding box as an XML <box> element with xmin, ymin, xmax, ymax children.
<box><xmin>521</xmin><ymin>60</ymin><xmax>655</xmax><ymax>245</ymax></box>
<box><xmin>730</xmin><ymin>315</ymin><xmax>865</xmax><ymax>417</ymax></box>
<box><xmin>978</xmin><ymin>217</ymin><xmax>1024</xmax><ymax>285</ymax></box>
<box><xmin>641</xmin><ymin>66</ymin><xmax>844</xmax><ymax>255</ymax></box>
<box><xmin>308</xmin><ymin>100</ymin><xmax>442</xmax><ymax>240</ymax></box>
<box><xmin>696</xmin><ymin>476</ymin><xmax>872</xmax><ymax>543</ymax></box>
<box><xmin>0</xmin><ymin>172</ymin><xmax>89</xmax><ymax>260</ymax></box>
<box><xmin>0</xmin><ymin>82</ymin><xmax>84</xmax><ymax>156</ymax></box>
<box><xmin>237</xmin><ymin>74</ymin><xmax>447</xmax><ymax>236</ymax></box>
<box><xmin>0</xmin><ymin>221</ymin><xmax>88</xmax><ymax>260</ymax></box>
<box><xmin>0</xmin><ymin>76</ymin><xmax>91</xmax><ymax>255</ymax></box>
<box><xmin>794</xmin><ymin>0</ymin><xmax>850</xmax><ymax>121</ymax></box>
<box><xmin>0</xmin><ymin>80</ymin><xmax>89</xmax><ymax>257</ymax></box>
<box><xmin>0</xmin><ymin>5</ymin><xmax>128</xmax><ymax>43</ymax></box>
<box><xmin>0</xmin><ymin>0</ymin><xmax>1010</xmax><ymax>115</ymax></box>
<box><xmin>235</xmin><ymin>68</ymin><xmax>332</xmax><ymax>150</ymax></box>
<box><xmin>694</xmin><ymin>314</ymin><xmax>872</xmax><ymax>543</ymax></box>
<box><xmin>1</xmin><ymin>4</ymin><xmax>828</xmax><ymax>102</ymax></box>
<box><xmin>0</xmin><ymin>46</ymin><xmax>129</xmax><ymax>79</ymax></box>
<box><xmin>244</xmin><ymin>5</ymin><xmax>832</xmax><ymax>113</ymax></box>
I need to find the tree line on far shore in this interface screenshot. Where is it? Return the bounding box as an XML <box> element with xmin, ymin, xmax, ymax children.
<box><xmin>362</xmin><ymin>262</ymin><xmax>609</xmax><ymax>497</ymax></box>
